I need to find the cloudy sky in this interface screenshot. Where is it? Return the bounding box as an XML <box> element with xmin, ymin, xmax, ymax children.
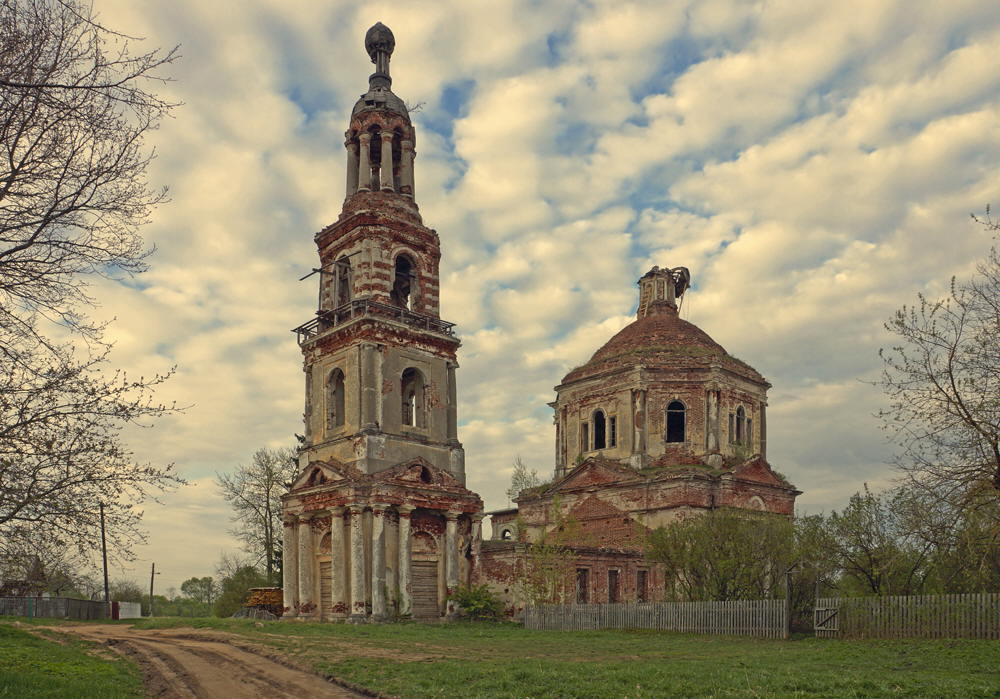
<box><xmin>89</xmin><ymin>0</ymin><xmax>1000</xmax><ymax>592</ymax></box>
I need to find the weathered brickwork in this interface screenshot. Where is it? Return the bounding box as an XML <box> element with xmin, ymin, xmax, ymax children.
<box><xmin>480</xmin><ymin>267</ymin><xmax>800</xmax><ymax>611</ymax></box>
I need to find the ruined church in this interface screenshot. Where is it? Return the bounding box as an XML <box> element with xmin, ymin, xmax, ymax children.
<box><xmin>280</xmin><ymin>24</ymin><xmax>799</xmax><ymax>621</ymax></box>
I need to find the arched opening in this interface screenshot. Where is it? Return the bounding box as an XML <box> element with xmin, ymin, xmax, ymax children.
<box><xmin>666</xmin><ymin>401</ymin><xmax>686</xmax><ymax>443</ymax></box>
<box><xmin>500</xmin><ymin>528</ymin><xmax>512</xmax><ymax>541</ymax></box>
<box><xmin>593</xmin><ymin>410</ymin><xmax>607</xmax><ymax>450</ymax></box>
<box><xmin>419</xmin><ymin>466</ymin><xmax>432</xmax><ymax>484</ymax></box>
<box><xmin>327</xmin><ymin>368</ymin><xmax>345</xmax><ymax>430</ymax></box>
<box><xmin>367</xmin><ymin>126</ymin><xmax>381</xmax><ymax>190</ymax></box>
<box><xmin>736</xmin><ymin>406</ymin><xmax>746</xmax><ymax>444</ymax></box>
<box><xmin>335</xmin><ymin>257</ymin><xmax>352</xmax><ymax>306</ymax></box>
<box><xmin>401</xmin><ymin>367</ymin><xmax>425</xmax><ymax>427</ymax></box>
<box><xmin>391</xmin><ymin>254</ymin><xmax>415</xmax><ymax>310</ymax></box>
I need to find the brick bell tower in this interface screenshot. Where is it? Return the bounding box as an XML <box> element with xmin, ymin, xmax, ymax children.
<box><xmin>293</xmin><ymin>22</ymin><xmax>465</xmax><ymax>482</ymax></box>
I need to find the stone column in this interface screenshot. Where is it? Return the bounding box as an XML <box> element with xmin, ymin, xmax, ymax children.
<box><xmin>760</xmin><ymin>402</ymin><xmax>767</xmax><ymax>459</ymax></box>
<box><xmin>470</xmin><ymin>513</ymin><xmax>484</xmax><ymax>583</ymax></box>
<box><xmin>357</xmin><ymin>133</ymin><xmax>371</xmax><ymax>191</ymax></box>
<box><xmin>348</xmin><ymin>505</ymin><xmax>366</xmax><ymax>622</ymax></box>
<box><xmin>397</xmin><ymin>505</ymin><xmax>413</xmax><ymax>617</ymax></box>
<box><xmin>360</xmin><ymin>343</ymin><xmax>378</xmax><ymax>431</ymax></box>
<box><xmin>371</xmin><ymin>503</ymin><xmax>388</xmax><ymax>620</ymax></box>
<box><xmin>282</xmin><ymin>516</ymin><xmax>298</xmax><ymax>617</ymax></box>
<box><xmin>379</xmin><ymin>132</ymin><xmax>394</xmax><ymax>191</ymax></box>
<box><xmin>400</xmin><ymin>139</ymin><xmax>414</xmax><ymax>196</ymax></box>
<box><xmin>386</xmin><ymin>512</ymin><xmax>398</xmax><ymax>614</ymax></box>
<box><xmin>329</xmin><ymin>507</ymin><xmax>347</xmax><ymax>619</ymax></box>
<box><xmin>446</xmin><ymin>362</ymin><xmax>459</xmax><ymax>443</ymax></box>
<box><xmin>297</xmin><ymin>514</ymin><xmax>314</xmax><ymax>616</ymax></box>
<box><xmin>345</xmin><ymin>139</ymin><xmax>359</xmax><ymax>197</ymax></box>
<box><xmin>444</xmin><ymin>511</ymin><xmax>460</xmax><ymax>617</ymax></box>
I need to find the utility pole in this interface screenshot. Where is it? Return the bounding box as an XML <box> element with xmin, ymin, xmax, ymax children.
<box><xmin>149</xmin><ymin>562</ymin><xmax>158</xmax><ymax>617</ymax></box>
<box><xmin>99</xmin><ymin>503</ymin><xmax>110</xmax><ymax>604</ymax></box>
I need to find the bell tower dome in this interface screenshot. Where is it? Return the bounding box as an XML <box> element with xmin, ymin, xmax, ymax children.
<box><xmin>293</xmin><ymin>23</ymin><xmax>464</xmax><ymax>481</ymax></box>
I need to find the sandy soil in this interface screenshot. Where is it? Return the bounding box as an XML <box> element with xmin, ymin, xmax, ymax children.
<box><xmin>58</xmin><ymin>624</ymin><xmax>364</xmax><ymax>698</ymax></box>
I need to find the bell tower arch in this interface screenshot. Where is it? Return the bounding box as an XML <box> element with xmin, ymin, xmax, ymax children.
<box><xmin>294</xmin><ymin>23</ymin><xmax>464</xmax><ymax>482</ymax></box>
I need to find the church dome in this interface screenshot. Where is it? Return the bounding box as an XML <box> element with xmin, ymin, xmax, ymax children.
<box><xmin>352</xmin><ymin>22</ymin><xmax>409</xmax><ymax>120</ymax></box>
<box><xmin>561</xmin><ymin>274</ymin><xmax>765</xmax><ymax>385</ymax></box>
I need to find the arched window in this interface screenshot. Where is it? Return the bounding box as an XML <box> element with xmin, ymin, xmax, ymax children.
<box><xmin>391</xmin><ymin>255</ymin><xmax>415</xmax><ymax>310</ymax></box>
<box><xmin>401</xmin><ymin>367</ymin><xmax>425</xmax><ymax>427</ymax></box>
<box><xmin>666</xmin><ymin>401</ymin><xmax>685</xmax><ymax>443</ymax></box>
<box><xmin>335</xmin><ymin>257</ymin><xmax>352</xmax><ymax>306</ymax></box>
<box><xmin>327</xmin><ymin>369</ymin><xmax>345</xmax><ymax>430</ymax></box>
<box><xmin>593</xmin><ymin>410</ymin><xmax>607</xmax><ymax>450</ymax></box>
<box><xmin>736</xmin><ymin>406</ymin><xmax>746</xmax><ymax>444</ymax></box>
<box><xmin>500</xmin><ymin>528</ymin><xmax>513</xmax><ymax>540</ymax></box>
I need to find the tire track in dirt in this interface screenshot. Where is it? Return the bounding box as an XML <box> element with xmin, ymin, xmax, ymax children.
<box><xmin>58</xmin><ymin>625</ymin><xmax>365</xmax><ymax>698</ymax></box>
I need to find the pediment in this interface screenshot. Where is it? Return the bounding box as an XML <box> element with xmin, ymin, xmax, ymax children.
<box><xmin>525</xmin><ymin>458</ymin><xmax>639</xmax><ymax>500</ymax></box>
<box><xmin>372</xmin><ymin>458</ymin><xmax>464</xmax><ymax>490</ymax></box>
<box><xmin>731</xmin><ymin>455</ymin><xmax>789</xmax><ymax>488</ymax></box>
<box><xmin>567</xmin><ymin>494</ymin><xmax>630</xmax><ymax>522</ymax></box>
<box><xmin>290</xmin><ymin>459</ymin><xmax>357</xmax><ymax>491</ymax></box>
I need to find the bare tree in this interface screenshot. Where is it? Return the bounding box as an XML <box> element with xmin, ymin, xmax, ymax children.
<box><xmin>0</xmin><ymin>0</ymin><xmax>182</xmax><ymax>564</ymax></box>
<box><xmin>878</xmin><ymin>212</ymin><xmax>1000</xmax><ymax>500</ymax></box>
<box><xmin>217</xmin><ymin>447</ymin><xmax>298</xmax><ymax>585</ymax></box>
<box><xmin>505</xmin><ymin>455</ymin><xmax>540</xmax><ymax>505</ymax></box>
<box><xmin>0</xmin><ymin>0</ymin><xmax>179</xmax><ymax>347</ymax></box>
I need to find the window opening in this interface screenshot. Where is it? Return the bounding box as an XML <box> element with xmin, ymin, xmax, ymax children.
<box><xmin>666</xmin><ymin>401</ymin><xmax>685</xmax><ymax>443</ymax></box>
<box><xmin>335</xmin><ymin>258</ymin><xmax>351</xmax><ymax>306</ymax></box>
<box><xmin>608</xmin><ymin>569</ymin><xmax>620</xmax><ymax>603</ymax></box>
<box><xmin>576</xmin><ymin>569</ymin><xmax>589</xmax><ymax>604</ymax></box>
<box><xmin>637</xmin><ymin>570</ymin><xmax>648</xmax><ymax>602</ymax></box>
<box><xmin>736</xmin><ymin>406</ymin><xmax>746</xmax><ymax>444</ymax></box>
<box><xmin>593</xmin><ymin>410</ymin><xmax>606</xmax><ymax>450</ymax></box>
<box><xmin>401</xmin><ymin>368</ymin><xmax>424</xmax><ymax>427</ymax></box>
<box><xmin>728</xmin><ymin>412</ymin><xmax>735</xmax><ymax>444</ymax></box>
<box><xmin>391</xmin><ymin>255</ymin><xmax>415</xmax><ymax>310</ymax></box>
<box><xmin>747</xmin><ymin>418</ymin><xmax>753</xmax><ymax>445</ymax></box>
<box><xmin>608</xmin><ymin>416</ymin><xmax>617</xmax><ymax>447</ymax></box>
<box><xmin>327</xmin><ymin>369</ymin><xmax>345</xmax><ymax>429</ymax></box>
<box><xmin>501</xmin><ymin>528</ymin><xmax>513</xmax><ymax>541</ymax></box>
<box><xmin>580</xmin><ymin>423</ymin><xmax>589</xmax><ymax>452</ymax></box>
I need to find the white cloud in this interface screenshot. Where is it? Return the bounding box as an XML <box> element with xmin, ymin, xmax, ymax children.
<box><xmin>68</xmin><ymin>0</ymin><xmax>1000</xmax><ymax>585</ymax></box>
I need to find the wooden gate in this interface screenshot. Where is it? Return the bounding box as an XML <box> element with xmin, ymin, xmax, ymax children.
<box><xmin>319</xmin><ymin>561</ymin><xmax>332</xmax><ymax>619</ymax></box>
<box><xmin>411</xmin><ymin>560</ymin><xmax>439</xmax><ymax>619</ymax></box>
<box><xmin>814</xmin><ymin>604</ymin><xmax>839</xmax><ymax>638</ymax></box>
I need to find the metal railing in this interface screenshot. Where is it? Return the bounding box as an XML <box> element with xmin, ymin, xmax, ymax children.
<box><xmin>292</xmin><ymin>298</ymin><xmax>456</xmax><ymax>344</ymax></box>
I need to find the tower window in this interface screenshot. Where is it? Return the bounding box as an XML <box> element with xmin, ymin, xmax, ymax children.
<box><xmin>401</xmin><ymin>367</ymin><xmax>425</xmax><ymax>427</ymax></box>
<box><xmin>335</xmin><ymin>258</ymin><xmax>352</xmax><ymax>306</ymax></box>
<box><xmin>736</xmin><ymin>406</ymin><xmax>746</xmax><ymax>444</ymax></box>
<box><xmin>580</xmin><ymin>423</ymin><xmax>589</xmax><ymax>452</ymax></box>
<box><xmin>608</xmin><ymin>416</ymin><xmax>617</xmax><ymax>448</ymax></box>
<box><xmin>327</xmin><ymin>368</ymin><xmax>346</xmax><ymax>430</ymax></box>
<box><xmin>593</xmin><ymin>410</ymin><xmax>606</xmax><ymax>450</ymax></box>
<box><xmin>666</xmin><ymin>401</ymin><xmax>685</xmax><ymax>443</ymax></box>
<box><xmin>391</xmin><ymin>255</ymin><xmax>415</xmax><ymax>310</ymax></box>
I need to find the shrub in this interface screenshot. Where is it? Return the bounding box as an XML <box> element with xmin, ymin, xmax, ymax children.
<box><xmin>448</xmin><ymin>584</ymin><xmax>503</xmax><ymax>621</ymax></box>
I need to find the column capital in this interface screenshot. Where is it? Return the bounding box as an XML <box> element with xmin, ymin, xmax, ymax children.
<box><xmin>445</xmin><ymin>509</ymin><xmax>461</xmax><ymax>521</ymax></box>
<box><xmin>470</xmin><ymin>513</ymin><xmax>485</xmax><ymax>523</ymax></box>
<box><xmin>358</xmin><ymin>131</ymin><xmax>372</xmax><ymax>143</ymax></box>
<box><xmin>347</xmin><ymin>503</ymin><xmax>366</xmax><ymax>515</ymax></box>
<box><xmin>298</xmin><ymin>512</ymin><xmax>313</xmax><ymax>523</ymax></box>
<box><xmin>328</xmin><ymin>506</ymin><xmax>346</xmax><ymax>517</ymax></box>
<box><xmin>283</xmin><ymin>515</ymin><xmax>298</xmax><ymax>527</ymax></box>
<box><xmin>371</xmin><ymin>502</ymin><xmax>389</xmax><ymax>515</ymax></box>
<box><xmin>397</xmin><ymin>504</ymin><xmax>415</xmax><ymax>517</ymax></box>
<box><xmin>380</xmin><ymin>130</ymin><xmax>394</xmax><ymax>142</ymax></box>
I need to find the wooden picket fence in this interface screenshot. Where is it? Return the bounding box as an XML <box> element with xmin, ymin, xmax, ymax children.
<box><xmin>524</xmin><ymin>600</ymin><xmax>787</xmax><ymax>638</ymax></box>
<box><xmin>815</xmin><ymin>593</ymin><xmax>1000</xmax><ymax>639</ymax></box>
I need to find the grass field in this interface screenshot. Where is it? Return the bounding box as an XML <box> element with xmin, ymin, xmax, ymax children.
<box><xmin>0</xmin><ymin>622</ymin><xmax>142</xmax><ymax>698</ymax></box>
<box><xmin>130</xmin><ymin>617</ymin><xmax>1000</xmax><ymax>697</ymax></box>
<box><xmin>3</xmin><ymin>616</ymin><xmax>998</xmax><ymax>697</ymax></box>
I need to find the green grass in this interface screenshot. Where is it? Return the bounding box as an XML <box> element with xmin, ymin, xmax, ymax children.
<box><xmin>6</xmin><ymin>616</ymin><xmax>1000</xmax><ymax>697</ymax></box>
<box><xmin>0</xmin><ymin>621</ymin><xmax>143</xmax><ymax>698</ymax></box>
<box><xmin>103</xmin><ymin>617</ymin><xmax>1000</xmax><ymax>698</ymax></box>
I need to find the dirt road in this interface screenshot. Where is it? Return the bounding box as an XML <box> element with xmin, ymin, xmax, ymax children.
<box><xmin>59</xmin><ymin>624</ymin><xmax>364</xmax><ymax>698</ymax></box>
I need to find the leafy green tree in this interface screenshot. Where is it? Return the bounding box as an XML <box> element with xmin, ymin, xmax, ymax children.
<box><xmin>180</xmin><ymin>576</ymin><xmax>217</xmax><ymax>605</ymax></box>
<box><xmin>648</xmin><ymin>509</ymin><xmax>794</xmax><ymax>601</ymax></box>
<box><xmin>213</xmin><ymin>566</ymin><xmax>268</xmax><ymax>618</ymax></box>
